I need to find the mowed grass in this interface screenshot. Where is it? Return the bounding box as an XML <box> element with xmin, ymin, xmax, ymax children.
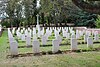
<box><xmin>0</xmin><ymin>30</ymin><xmax>100</xmax><ymax>67</ymax></box>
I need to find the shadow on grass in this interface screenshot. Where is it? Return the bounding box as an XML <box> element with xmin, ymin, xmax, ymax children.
<box><xmin>7</xmin><ymin>47</ymin><xmax>100</xmax><ymax>58</ymax></box>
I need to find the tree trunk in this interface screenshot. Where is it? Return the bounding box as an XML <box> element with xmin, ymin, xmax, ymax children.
<box><xmin>10</xmin><ymin>17</ymin><xmax>13</xmax><ymax>28</ymax></box>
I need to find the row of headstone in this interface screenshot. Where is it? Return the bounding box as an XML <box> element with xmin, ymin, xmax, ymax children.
<box><xmin>9</xmin><ymin>27</ymin><xmax>100</xmax><ymax>56</ymax></box>
<box><xmin>13</xmin><ymin>27</ymin><xmax>99</xmax><ymax>44</ymax></box>
<box><xmin>14</xmin><ymin>27</ymin><xmax>73</xmax><ymax>36</ymax></box>
<box><xmin>41</xmin><ymin>35</ymin><xmax>94</xmax><ymax>53</ymax></box>
<box><xmin>13</xmin><ymin>27</ymin><xmax>99</xmax><ymax>45</ymax></box>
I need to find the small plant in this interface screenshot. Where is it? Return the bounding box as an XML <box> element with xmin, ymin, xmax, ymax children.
<box><xmin>96</xmin><ymin>15</ymin><xmax>100</xmax><ymax>28</ymax></box>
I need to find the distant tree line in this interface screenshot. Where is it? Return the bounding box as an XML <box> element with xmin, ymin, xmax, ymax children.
<box><xmin>1</xmin><ymin>0</ymin><xmax>100</xmax><ymax>28</ymax></box>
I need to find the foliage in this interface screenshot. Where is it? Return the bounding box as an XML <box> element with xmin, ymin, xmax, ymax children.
<box><xmin>68</xmin><ymin>11</ymin><xmax>97</xmax><ymax>28</ymax></box>
<box><xmin>5</xmin><ymin>0</ymin><xmax>37</xmax><ymax>27</ymax></box>
<box><xmin>72</xmin><ymin>0</ymin><xmax>100</xmax><ymax>14</ymax></box>
<box><xmin>2</xmin><ymin>0</ymin><xmax>99</xmax><ymax>27</ymax></box>
<box><xmin>1</xmin><ymin>21</ymin><xmax>10</xmax><ymax>28</ymax></box>
<box><xmin>5</xmin><ymin>0</ymin><xmax>21</xmax><ymax>27</ymax></box>
<box><xmin>96</xmin><ymin>15</ymin><xmax>100</xmax><ymax>28</ymax></box>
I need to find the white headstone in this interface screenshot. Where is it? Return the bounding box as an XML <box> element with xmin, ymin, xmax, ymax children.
<box><xmin>29</xmin><ymin>29</ymin><xmax>32</xmax><ymax>37</ymax></box>
<box><xmin>18</xmin><ymin>32</ymin><xmax>22</xmax><ymax>39</ymax></box>
<box><xmin>63</xmin><ymin>31</ymin><xmax>67</xmax><ymax>37</ymax></box>
<box><xmin>76</xmin><ymin>30</ymin><xmax>80</xmax><ymax>39</ymax></box>
<box><xmin>28</xmin><ymin>27</ymin><xmax>31</xmax><ymax>31</ymax></box>
<box><xmin>66</xmin><ymin>33</ymin><xmax>70</xmax><ymax>39</ymax></box>
<box><xmin>56</xmin><ymin>35</ymin><xmax>62</xmax><ymax>44</ymax></box>
<box><xmin>71</xmin><ymin>38</ymin><xmax>77</xmax><ymax>50</ymax></box>
<box><xmin>26</xmin><ymin>36</ymin><xmax>31</xmax><ymax>46</ymax></box>
<box><xmin>9</xmin><ymin>37</ymin><xmax>15</xmax><ymax>43</ymax></box>
<box><xmin>41</xmin><ymin>28</ymin><xmax>44</xmax><ymax>36</ymax></box>
<box><xmin>94</xmin><ymin>31</ymin><xmax>98</xmax><ymax>35</ymax></box>
<box><xmin>33</xmin><ymin>35</ymin><xmax>38</xmax><ymax>41</ymax></box>
<box><xmin>86</xmin><ymin>31</ymin><xmax>91</xmax><ymax>36</ymax></box>
<box><xmin>71</xmin><ymin>31</ymin><xmax>75</xmax><ymax>35</ymax></box>
<box><xmin>94</xmin><ymin>34</ymin><xmax>99</xmax><ymax>41</ymax></box>
<box><xmin>71</xmin><ymin>34</ymin><xmax>76</xmax><ymax>39</ymax></box>
<box><xmin>12</xmin><ymin>28</ymin><xmax>15</xmax><ymax>34</ymax></box>
<box><xmin>32</xmin><ymin>40</ymin><xmax>40</xmax><ymax>53</ymax></box>
<box><xmin>10</xmin><ymin>41</ymin><xmax>18</xmax><ymax>55</ymax></box>
<box><xmin>21</xmin><ymin>34</ymin><xmax>25</xmax><ymax>41</ymax></box>
<box><xmin>0</xmin><ymin>24</ymin><xmax>2</xmax><ymax>32</ymax></box>
<box><xmin>45</xmin><ymin>33</ymin><xmax>49</xmax><ymax>40</ymax></box>
<box><xmin>87</xmin><ymin>37</ymin><xmax>93</xmax><ymax>48</ymax></box>
<box><xmin>21</xmin><ymin>29</ymin><xmax>24</xmax><ymax>34</ymax></box>
<box><xmin>18</xmin><ymin>27</ymin><xmax>20</xmax><ymax>31</ymax></box>
<box><xmin>55</xmin><ymin>30</ymin><xmax>59</xmax><ymax>38</ymax></box>
<box><xmin>23</xmin><ymin>28</ymin><xmax>25</xmax><ymax>31</ymax></box>
<box><xmin>41</xmin><ymin>35</ymin><xmax>47</xmax><ymax>45</ymax></box>
<box><xmin>33</xmin><ymin>28</ymin><xmax>36</xmax><ymax>36</ymax></box>
<box><xmin>25</xmin><ymin>29</ymin><xmax>28</xmax><ymax>36</ymax></box>
<box><xmin>84</xmin><ymin>34</ymin><xmax>89</xmax><ymax>42</ymax></box>
<box><xmin>52</xmin><ymin>39</ymin><xmax>59</xmax><ymax>53</ymax></box>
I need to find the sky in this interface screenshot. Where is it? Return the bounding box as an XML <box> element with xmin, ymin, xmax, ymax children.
<box><xmin>0</xmin><ymin>0</ymin><xmax>8</xmax><ymax>19</ymax></box>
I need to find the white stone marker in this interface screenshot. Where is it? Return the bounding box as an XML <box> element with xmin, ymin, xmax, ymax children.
<box><xmin>18</xmin><ymin>27</ymin><xmax>20</xmax><ymax>31</ymax></box>
<box><xmin>55</xmin><ymin>30</ymin><xmax>59</xmax><ymax>38</ymax></box>
<box><xmin>33</xmin><ymin>29</ymin><xmax>36</xmax><ymax>37</ymax></box>
<box><xmin>52</xmin><ymin>39</ymin><xmax>59</xmax><ymax>53</ymax></box>
<box><xmin>56</xmin><ymin>35</ymin><xmax>62</xmax><ymax>44</ymax></box>
<box><xmin>66</xmin><ymin>33</ymin><xmax>70</xmax><ymax>39</ymax></box>
<box><xmin>29</xmin><ymin>29</ymin><xmax>32</xmax><ymax>37</ymax></box>
<box><xmin>45</xmin><ymin>33</ymin><xmax>49</xmax><ymax>40</ymax></box>
<box><xmin>94</xmin><ymin>31</ymin><xmax>98</xmax><ymax>36</ymax></box>
<box><xmin>71</xmin><ymin>38</ymin><xmax>77</xmax><ymax>50</ymax></box>
<box><xmin>10</xmin><ymin>41</ymin><xmax>18</xmax><ymax>55</ymax></box>
<box><xmin>84</xmin><ymin>34</ymin><xmax>89</xmax><ymax>42</ymax></box>
<box><xmin>26</xmin><ymin>36</ymin><xmax>31</xmax><ymax>46</ymax></box>
<box><xmin>86</xmin><ymin>31</ymin><xmax>91</xmax><ymax>36</ymax></box>
<box><xmin>71</xmin><ymin>31</ymin><xmax>75</xmax><ymax>35</ymax></box>
<box><xmin>32</xmin><ymin>40</ymin><xmax>40</xmax><ymax>53</ymax></box>
<box><xmin>71</xmin><ymin>34</ymin><xmax>76</xmax><ymax>39</ymax></box>
<box><xmin>63</xmin><ymin>31</ymin><xmax>67</xmax><ymax>37</ymax></box>
<box><xmin>18</xmin><ymin>32</ymin><xmax>22</xmax><ymax>39</ymax></box>
<box><xmin>76</xmin><ymin>30</ymin><xmax>80</xmax><ymax>39</ymax></box>
<box><xmin>87</xmin><ymin>37</ymin><xmax>93</xmax><ymax>48</ymax></box>
<box><xmin>25</xmin><ymin>29</ymin><xmax>28</xmax><ymax>36</ymax></box>
<box><xmin>94</xmin><ymin>34</ymin><xmax>99</xmax><ymax>41</ymax></box>
<box><xmin>21</xmin><ymin>29</ymin><xmax>24</xmax><ymax>34</ymax></box>
<box><xmin>21</xmin><ymin>34</ymin><xmax>25</xmax><ymax>41</ymax></box>
<box><xmin>23</xmin><ymin>28</ymin><xmax>25</xmax><ymax>31</ymax></box>
<box><xmin>33</xmin><ymin>35</ymin><xmax>38</xmax><ymax>41</ymax></box>
<box><xmin>12</xmin><ymin>28</ymin><xmax>15</xmax><ymax>34</ymax></box>
<box><xmin>0</xmin><ymin>24</ymin><xmax>2</xmax><ymax>32</ymax></box>
<box><xmin>41</xmin><ymin>28</ymin><xmax>44</xmax><ymax>36</ymax></box>
<box><xmin>9</xmin><ymin>37</ymin><xmax>15</xmax><ymax>45</ymax></box>
<box><xmin>41</xmin><ymin>35</ymin><xmax>47</xmax><ymax>45</ymax></box>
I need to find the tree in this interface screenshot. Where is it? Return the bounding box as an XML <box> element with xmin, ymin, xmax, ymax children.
<box><xmin>6</xmin><ymin>0</ymin><xmax>20</xmax><ymax>27</ymax></box>
<box><xmin>4</xmin><ymin>0</ymin><xmax>99</xmax><ymax>28</ymax></box>
<box><xmin>5</xmin><ymin>0</ymin><xmax>37</xmax><ymax>27</ymax></box>
<box><xmin>72</xmin><ymin>0</ymin><xmax>100</xmax><ymax>14</ymax></box>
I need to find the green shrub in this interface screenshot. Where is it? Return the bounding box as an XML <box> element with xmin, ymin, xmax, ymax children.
<box><xmin>1</xmin><ymin>21</ymin><xmax>10</xmax><ymax>28</ymax></box>
<box><xmin>96</xmin><ymin>16</ymin><xmax>100</xmax><ymax>28</ymax></box>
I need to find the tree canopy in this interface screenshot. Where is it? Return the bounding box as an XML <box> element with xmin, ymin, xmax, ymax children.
<box><xmin>1</xmin><ymin>0</ymin><xmax>100</xmax><ymax>28</ymax></box>
<box><xmin>72</xmin><ymin>0</ymin><xmax>100</xmax><ymax>14</ymax></box>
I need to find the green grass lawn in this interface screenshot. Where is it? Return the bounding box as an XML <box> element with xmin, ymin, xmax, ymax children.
<box><xmin>0</xmin><ymin>30</ymin><xmax>100</xmax><ymax>67</ymax></box>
